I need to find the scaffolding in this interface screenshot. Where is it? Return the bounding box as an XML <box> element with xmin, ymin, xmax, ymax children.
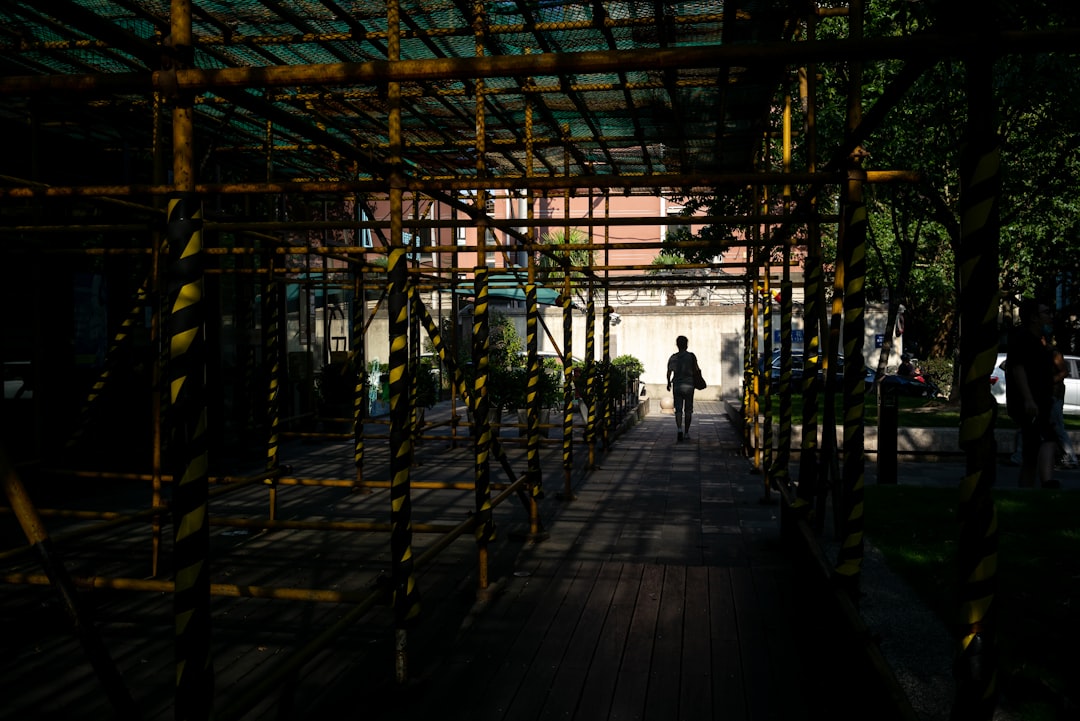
<box><xmin>2</xmin><ymin>1</ymin><xmax>1075</xmax><ymax>718</ymax></box>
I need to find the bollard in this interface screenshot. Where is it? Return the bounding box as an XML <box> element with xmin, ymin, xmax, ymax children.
<box><xmin>877</xmin><ymin>376</ymin><xmax>899</xmax><ymax>484</ymax></box>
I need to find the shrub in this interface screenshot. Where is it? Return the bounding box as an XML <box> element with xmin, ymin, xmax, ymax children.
<box><xmin>611</xmin><ymin>354</ymin><xmax>644</xmax><ymax>380</ymax></box>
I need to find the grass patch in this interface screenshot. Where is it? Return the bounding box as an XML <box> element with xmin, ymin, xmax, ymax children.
<box><xmin>764</xmin><ymin>394</ymin><xmax>1080</xmax><ymax>430</ymax></box>
<box><xmin>864</xmin><ymin>485</ymin><xmax>1080</xmax><ymax>717</ymax></box>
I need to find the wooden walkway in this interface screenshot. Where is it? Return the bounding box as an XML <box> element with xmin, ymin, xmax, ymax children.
<box><xmin>0</xmin><ymin>403</ymin><xmax>898</xmax><ymax>720</ymax></box>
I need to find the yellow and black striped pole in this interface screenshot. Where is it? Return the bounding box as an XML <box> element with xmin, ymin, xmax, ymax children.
<box><xmin>525</xmin><ymin>283</ymin><xmax>543</xmax><ymax>499</ymax></box>
<box><xmin>415</xmin><ymin>297</ymin><xmax>527</xmax><ymax>502</ymax></box>
<box><xmin>796</xmin><ymin>20</ymin><xmax>823</xmax><ymax>525</ymax></box>
<box><xmin>797</xmin><ymin>232</ymin><xmax>824</xmax><ymax>519</ymax></box>
<box><xmin>834</xmin><ymin>160</ymin><xmax>868</xmax><ymax>598</ymax></box>
<box><xmin>387</xmin><ymin>0</ymin><xmax>420</xmax><ymax>662</ymax></box>
<box><xmin>742</xmin><ymin>292</ymin><xmax>754</xmax><ymax>454</ymax></box>
<box><xmin>952</xmin><ymin>51</ymin><xmax>1001</xmax><ymax>721</ymax></box>
<box><xmin>471</xmin><ymin>266</ymin><xmax>497</xmax><ymax>585</ymax></box>
<box><xmin>750</xmin><ymin>269</ymin><xmax>762</xmax><ymax>467</ymax></box>
<box><xmin>352</xmin><ymin>268</ymin><xmax>366</xmax><ymax>483</ymax></box>
<box><xmin>603</xmin><ymin>304</ymin><xmax>613</xmax><ymax>450</ymax></box>
<box><xmin>771</xmin><ymin>275</ymin><xmax>794</xmax><ymax>489</ymax></box>
<box><xmin>166</xmin><ymin>192</ymin><xmax>214</xmax><ymax>719</ymax></box>
<box><xmin>388</xmin><ymin>241</ymin><xmax>420</xmax><ymax>629</ymax></box>
<box><xmin>585</xmin><ymin>290</ymin><xmax>596</xmax><ymax>467</ymax></box>
<box><xmin>409</xmin><ymin>281</ymin><xmax>422</xmax><ymax>448</ymax></box>
<box><xmin>761</xmin><ymin>254</ymin><xmax>774</xmax><ymax>494</ymax></box>
<box><xmin>263</xmin><ymin>256</ymin><xmax>281</xmax><ymax>521</ymax></box>
<box><xmin>561</xmin><ymin>274</ymin><xmax>575</xmax><ymax>499</ymax></box>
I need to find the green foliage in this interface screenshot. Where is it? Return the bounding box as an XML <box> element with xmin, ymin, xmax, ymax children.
<box><xmin>537</xmin><ymin>359</ymin><xmax>563</xmax><ymax>408</ymax></box>
<box><xmin>648</xmin><ymin>251</ymin><xmax>687</xmax><ymax>271</ymax></box>
<box><xmin>460</xmin><ymin>311</ymin><xmax>561</xmax><ymax>411</ymax></box>
<box><xmin>536</xmin><ymin>227</ymin><xmax>595</xmax><ymax>295</ymax></box>
<box><xmin>611</xmin><ymin>354</ymin><xmax>645</xmax><ymax>380</ymax></box>
<box><xmin>864</xmin><ymin>485</ymin><xmax>1080</xmax><ymax>717</ymax></box>
<box><xmin>665</xmin><ymin>1</ymin><xmax>1080</xmax><ymax>364</ymax></box>
<box><xmin>488</xmin><ymin>310</ymin><xmax>524</xmax><ymax>371</ymax></box>
<box><xmin>414</xmin><ymin>357</ymin><xmax>439</xmax><ymax>408</ymax></box>
<box><xmin>488</xmin><ymin>365</ymin><xmax>528</xmax><ymax>411</ymax></box>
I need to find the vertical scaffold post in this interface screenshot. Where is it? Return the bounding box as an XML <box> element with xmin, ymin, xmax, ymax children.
<box><xmin>585</xmin><ymin>289</ymin><xmax>596</xmax><ymax>468</ymax></box>
<box><xmin>750</xmin><ymin>263</ymin><xmax>762</xmax><ymax>469</ymax></box>
<box><xmin>952</xmin><ymin>40</ymin><xmax>1002</xmax><ymax>721</ymax></box>
<box><xmin>772</xmin><ymin>95</ymin><xmax>794</xmax><ymax>493</ymax></box>
<box><xmin>603</xmin><ymin>303</ymin><xmax>613</xmax><ymax>448</ymax></box>
<box><xmin>353</xmin><ymin>268</ymin><xmax>366</xmax><ymax>484</ymax></box>
<box><xmin>387</xmin><ymin>0</ymin><xmax>419</xmax><ymax>683</ymax></box>
<box><xmin>760</xmin><ymin>220</ymin><xmax>774</xmax><ymax>502</ymax></box>
<box><xmin>797</xmin><ymin>22</ymin><xmax>823</xmax><ymax>521</ymax></box>
<box><xmin>388</xmin><ymin>237</ymin><xmax>420</xmax><ymax>670</ymax></box>
<box><xmin>561</xmin><ymin>274</ymin><xmax>575</xmax><ymax>500</ymax></box>
<box><xmin>472</xmin><ymin>266</ymin><xmax>496</xmax><ymax>575</ymax></box>
<box><xmin>263</xmin><ymin>252</ymin><xmax>281</xmax><ymax>521</ymax></box>
<box><xmin>150</xmin><ymin>91</ymin><xmax>167</xmax><ymax>579</ymax></box>
<box><xmin>835</xmin><ymin>174</ymin><xmax>868</xmax><ymax>600</ymax></box>
<box><xmin>742</xmin><ymin>290</ymin><xmax>754</xmax><ymax>455</ymax></box>
<box><xmin>409</xmin><ymin>278</ymin><xmax>421</xmax><ymax>450</ymax></box>
<box><xmin>603</xmin><ymin>192</ymin><xmax>614</xmax><ymax>449</ymax></box>
<box><xmin>167</xmin><ymin>191</ymin><xmax>214</xmax><ymax>720</ymax></box>
<box><xmin>834</xmin><ymin>0</ymin><xmax>867</xmax><ymax>602</ymax></box>
<box><xmin>525</xmin><ymin>283</ymin><xmax>543</xmax><ymax>500</ymax></box>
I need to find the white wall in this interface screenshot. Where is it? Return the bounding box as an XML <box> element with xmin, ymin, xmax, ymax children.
<box><xmin>364</xmin><ymin>298</ymin><xmax>901</xmax><ymax>400</ymax></box>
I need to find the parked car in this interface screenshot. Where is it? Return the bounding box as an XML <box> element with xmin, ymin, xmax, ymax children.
<box><xmin>3</xmin><ymin>361</ymin><xmax>33</xmax><ymax>400</ymax></box>
<box><xmin>759</xmin><ymin>349</ymin><xmax>875</xmax><ymax>391</ymax></box>
<box><xmin>991</xmin><ymin>351</ymin><xmax>1080</xmax><ymax>415</ymax></box>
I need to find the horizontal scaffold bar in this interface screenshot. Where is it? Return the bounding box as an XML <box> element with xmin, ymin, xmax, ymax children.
<box><xmin>0</xmin><ymin>170</ymin><xmax>918</xmax><ymax>199</ymax></box>
<box><xmin>2</xmin><ymin>32</ymin><xmax>1079</xmax><ymax>97</ymax></box>
<box><xmin>0</xmin><ymin>212</ymin><xmax>843</xmax><ymax>235</ymax></box>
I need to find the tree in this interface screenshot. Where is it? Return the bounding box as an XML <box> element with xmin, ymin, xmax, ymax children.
<box><xmin>647</xmin><ymin>251</ymin><xmax>686</xmax><ymax>306</ymax></box>
<box><xmin>535</xmin><ymin>227</ymin><xmax>596</xmax><ymax>305</ymax></box>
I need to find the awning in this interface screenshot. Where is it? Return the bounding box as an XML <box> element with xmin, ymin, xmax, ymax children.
<box><xmin>452</xmin><ymin>269</ymin><xmax>561</xmax><ymax>306</ymax></box>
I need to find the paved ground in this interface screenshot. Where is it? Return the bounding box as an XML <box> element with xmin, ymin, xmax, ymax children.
<box><xmin>2</xmin><ymin>396</ymin><xmax>1073</xmax><ymax>720</ymax></box>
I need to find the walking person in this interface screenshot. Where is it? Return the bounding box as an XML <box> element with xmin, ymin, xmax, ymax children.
<box><xmin>1006</xmin><ymin>299</ymin><xmax>1059</xmax><ymax>488</ymax></box>
<box><xmin>666</xmin><ymin>335</ymin><xmax>700</xmax><ymax>441</ymax></box>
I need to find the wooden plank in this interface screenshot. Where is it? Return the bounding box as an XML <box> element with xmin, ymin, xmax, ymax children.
<box><xmin>469</xmin><ymin>558</ymin><xmax>587</xmax><ymax>721</ymax></box>
<box><xmin>500</xmin><ymin>559</ymin><xmax>607</xmax><ymax>721</ymax></box>
<box><xmin>533</xmin><ymin>561</ymin><xmax>622</xmax><ymax>721</ymax></box>
<box><xmin>730</xmin><ymin>565</ymin><xmax>775</xmax><ymax>720</ymax></box>
<box><xmin>572</xmin><ymin>563</ymin><xmax>644</xmax><ymax>720</ymax></box>
<box><xmin>644</xmin><ymin>565</ymin><xmax>685</xmax><ymax>721</ymax></box>
<box><xmin>607</xmin><ymin>563</ymin><xmax>664</xmax><ymax>721</ymax></box>
<box><xmin>708</xmin><ymin>566</ymin><xmax>747</xmax><ymax>721</ymax></box>
<box><xmin>679</xmin><ymin>565</ymin><xmax>712</xmax><ymax>719</ymax></box>
<box><xmin>752</xmin><ymin>564</ymin><xmax>810</xmax><ymax>721</ymax></box>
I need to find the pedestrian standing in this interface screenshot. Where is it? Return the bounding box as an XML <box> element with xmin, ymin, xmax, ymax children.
<box><xmin>1005</xmin><ymin>299</ymin><xmax>1059</xmax><ymax>488</ymax></box>
<box><xmin>1051</xmin><ymin>346</ymin><xmax>1078</xmax><ymax>469</ymax></box>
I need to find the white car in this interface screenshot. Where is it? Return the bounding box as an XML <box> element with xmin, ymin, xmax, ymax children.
<box><xmin>990</xmin><ymin>351</ymin><xmax>1080</xmax><ymax>415</ymax></box>
<box><xmin>3</xmin><ymin>361</ymin><xmax>33</xmax><ymax>400</ymax></box>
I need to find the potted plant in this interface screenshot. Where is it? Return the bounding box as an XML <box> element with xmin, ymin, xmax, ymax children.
<box><xmin>414</xmin><ymin>357</ymin><xmax>440</xmax><ymax>409</ymax></box>
<box><xmin>515</xmin><ymin>360</ymin><xmax>562</xmax><ymax>436</ymax></box>
<box><xmin>317</xmin><ymin>358</ymin><xmax>360</xmax><ymax>431</ymax></box>
<box><xmin>412</xmin><ymin>357</ymin><xmax>440</xmax><ymax>434</ymax></box>
<box><xmin>611</xmin><ymin>354</ymin><xmax>645</xmax><ymax>405</ymax></box>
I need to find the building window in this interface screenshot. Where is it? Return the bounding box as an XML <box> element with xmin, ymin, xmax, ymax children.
<box><xmin>359</xmin><ymin>208</ymin><xmax>373</xmax><ymax>248</ymax></box>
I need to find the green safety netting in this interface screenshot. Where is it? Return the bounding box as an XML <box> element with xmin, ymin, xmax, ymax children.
<box><xmin>0</xmin><ymin>1</ymin><xmax>800</xmax><ymax>192</ymax></box>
